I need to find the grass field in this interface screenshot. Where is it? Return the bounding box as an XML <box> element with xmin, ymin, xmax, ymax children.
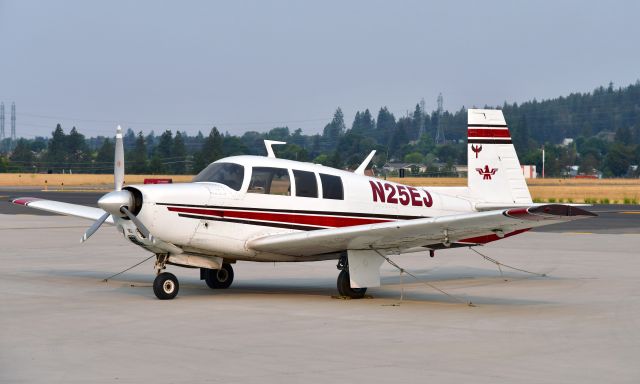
<box><xmin>388</xmin><ymin>177</ymin><xmax>640</xmax><ymax>203</ymax></box>
<box><xmin>1</xmin><ymin>173</ymin><xmax>639</xmax><ymax>203</ymax></box>
<box><xmin>0</xmin><ymin>174</ymin><xmax>194</xmax><ymax>188</ymax></box>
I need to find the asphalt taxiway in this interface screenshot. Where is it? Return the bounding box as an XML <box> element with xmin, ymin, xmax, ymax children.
<box><xmin>1</xmin><ymin>208</ymin><xmax>639</xmax><ymax>383</ymax></box>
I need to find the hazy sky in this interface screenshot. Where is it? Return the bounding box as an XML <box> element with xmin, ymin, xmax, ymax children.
<box><xmin>1</xmin><ymin>0</ymin><xmax>639</xmax><ymax>138</ymax></box>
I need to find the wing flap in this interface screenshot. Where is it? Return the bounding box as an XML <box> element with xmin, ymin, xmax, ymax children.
<box><xmin>247</xmin><ymin>204</ymin><xmax>595</xmax><ymax>257</ymax></box>
<box><xmin>12</xmin><ymin>197</ymin><xmax>114</xmax><ymax>224</ymax></box>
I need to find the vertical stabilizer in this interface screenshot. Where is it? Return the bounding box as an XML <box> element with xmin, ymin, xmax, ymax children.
<box><xmin>467</xmin><ymin>109</ymin><xmax>531</xmax><ymax>204</ymax></box>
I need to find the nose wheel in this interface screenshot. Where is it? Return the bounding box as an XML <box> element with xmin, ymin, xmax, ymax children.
<box><xmin>153</xmin><ymin>272</ymin><xmax>179</xmax><ymax>300</ymax></box>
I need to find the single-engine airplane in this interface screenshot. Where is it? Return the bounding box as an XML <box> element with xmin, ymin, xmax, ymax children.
<box><xmin>13</xmin><ymin>109</ymin><xmax>596</xmax><ymax>300</ymax></box>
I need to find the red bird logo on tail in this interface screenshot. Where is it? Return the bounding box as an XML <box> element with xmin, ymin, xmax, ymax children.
<box><xmin>471</xmin><ymin>144</ymin><xmax>482</xmax><ymax>158</ymax></box>
<box><xmin>476</xmin><ymin>165</ymin><xmax>498</xmax><ymax>180</ymax></box>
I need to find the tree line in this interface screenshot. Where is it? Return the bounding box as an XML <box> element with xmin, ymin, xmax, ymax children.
<box><xmin>1</xmin><ymin>81</ymin><xmax>640</xmax><ymax>177</ymax></box>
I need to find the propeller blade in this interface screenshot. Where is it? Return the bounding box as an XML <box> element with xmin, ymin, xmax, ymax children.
<box><xmin>120</xmin><ymin>206</ymin><xmax>150</xmax><ymax>239</ymax></box>
<box><xmin>80</xmin><ymin>212</ymin><xmax>111</xmax><ymax>243</ymax></box>
<box><xmin>114</xmin><ymin>125</ymin><xmax>124</xmax><ymax>191</ymax></box>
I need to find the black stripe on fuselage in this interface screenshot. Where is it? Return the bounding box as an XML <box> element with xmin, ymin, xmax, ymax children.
<box><xmin>467</xmin><ymin>138</ymin><xmax>513</xmax><ymax>144</ymax></box>
<box><xmin>157</xmin><ymin>203</ymin><xmax>428</xmax><ymax>220</ymax></box>
<box><xmin>177</xmin><ymin>213</ymin><xmax>324</xmax><ymax>231</ymax></box>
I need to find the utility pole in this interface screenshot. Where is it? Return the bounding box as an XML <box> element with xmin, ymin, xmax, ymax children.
<box><xmin>542</xmin><ymin>145</ymin><xmax>545</xmax><ymax>178</ymax></box>
<box><xmin>11</xmin><ymin>102</ymin><xmax>16</xmax><ymax>145</ymax></box>
<box><xmin>0</xmin><ymin>102</ymin><xmax>4</xmax><ymax>143</ymax></box>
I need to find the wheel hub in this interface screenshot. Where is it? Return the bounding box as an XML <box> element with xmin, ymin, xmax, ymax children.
<box><xmin>163</xmin><ymin>280</ymin><xmax>175</xmax><ymax>294</ymax></box>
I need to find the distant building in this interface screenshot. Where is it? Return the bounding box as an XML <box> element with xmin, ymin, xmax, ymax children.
<box><xmin>596</xmin><ymin>131</ymin><xmax>616</xmax><ymax>142</ymax></box>
<box><xmin>561</xmin><ymin>138</ymin><xmax>574</xmax><ymax>147</ymax></box>
<box><xmin>564</xmin><ymin>165</ymin><xmax>580</xmax><ymax>177</ymax></box>
<box><xmin>382</xmin><ymin>162</ymin><xmax>427</xmax><ymax>174</ymax></box>
<box><xmin>521</xmin><ymin>165</ymin><xmax>537</xmax><ymax>178</ymax></box>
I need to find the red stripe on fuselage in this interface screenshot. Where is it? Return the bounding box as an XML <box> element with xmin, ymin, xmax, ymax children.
<box><xmin>467</xmin><ymin>128</ymin><xmax>511</xmax><ymax>138</ymax></box>
<box><xmin>166</xmin><ymin>206</ymin><xmax>394</xmax><ymax>228</ymax></box>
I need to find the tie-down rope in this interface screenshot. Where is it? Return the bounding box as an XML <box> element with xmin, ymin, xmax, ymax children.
<box><xmin>102</xmin><ymin>254</ymin><xmax>155</xmax><ymax>283</ymax></box>
<box><xmin>468</xmin><ymin>247</ymin><xmax>547</xmax><ymax>278</ymax></box>
<box><xmin>373</xmin><ymin>249</ymin><xmax>475</xmax><ymax>307</ymax></box>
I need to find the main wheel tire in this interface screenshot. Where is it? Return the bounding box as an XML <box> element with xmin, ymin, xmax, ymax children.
<box><xmin>337</xmin><ymin>270</ymin><xmax>367</xmax><ymax>299</ymax></box>
<box><xmin>204</xmin><ymin>263</ymin><xmax>234</xmax><ymax>289</ymax></box>
<box><xmin>153</xmin><ymin>272</ymin><xmax>179</xmax><ymax>300</ymax></box>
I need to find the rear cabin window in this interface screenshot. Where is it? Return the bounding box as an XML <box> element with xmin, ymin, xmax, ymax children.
<box><xmin>320</xmin><ymin>173</ymin><xmax>344</xmax><ymax>200</ymax></box>
<box><xmin>248</xmin><ymin>167</ymin><xmax>291</xmax><ymax>195</ymax></box>
<box><xmin>192</xmin><ymin>162</ymin><xmax>245</xmax><ymax>191</ymax></box>
<box><xmin>293</xmin><ymin>170</ymin><xmax>318</xmax><ymax>198</ymax></box>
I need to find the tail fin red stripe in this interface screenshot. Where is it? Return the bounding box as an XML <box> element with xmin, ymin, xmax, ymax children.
<box><xmin>467</xmin><ymin>128</ymin><xmax>511</xmax><ymax>138</ymax></box>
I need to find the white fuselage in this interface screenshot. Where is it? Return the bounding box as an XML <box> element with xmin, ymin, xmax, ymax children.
<box><xmin>120</xmin><ymin>156</ymin><xmax>476</xmax><ymax>262</ymax></box>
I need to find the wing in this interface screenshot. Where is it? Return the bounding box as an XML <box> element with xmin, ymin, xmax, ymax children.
<box><xmin>247</xmin><ymin>204</ymin><xmax>596</xmax><ymax>257</ymax></box>
<box><xmin>12</xmin><ymin>197</ymin><xmax>114</xmax><ymax>224</ymax></box>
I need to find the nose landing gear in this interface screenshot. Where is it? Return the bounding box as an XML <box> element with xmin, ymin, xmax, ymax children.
<box><xmin>152</xmin><ymin>254</ymin><xmax>179</xmax><ymax>300</ymax></box>
<box><xmin>153</xmin><ymin>272</ymin><xmax>179</xmax><ymax>300</ymax></box>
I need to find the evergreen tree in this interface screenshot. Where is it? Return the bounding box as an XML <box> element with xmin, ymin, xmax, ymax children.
<box><xmin>322</xmin><ymin>108</ymin><xmax>346</xmax><ymax>150</ymax></box>
<box><xmin>145</xmin><ymin>131</ymin><xmax>156</xmax><ymax>157</ymax></box>
<box><xmin>154</xmin><ymin>130</ymin><xmax>173</xmax><ymax>173</ymax></box>
<box><xmin>129</xmin><ymin>132</ymin><xmax>148</xmax><ymax>174</ymax></box>
<box><xmin>171</xmin><ymin>131</ymin><xmax>187</xmax><ymax>174</ymax></box>
<box><xmin>351</xmin><ymin>109</ymin><xmax>375</xmax><ymax>135</ymax></box>
<box><xmin>10</xmin><ymin>138</ymin><xmax>34</xmax><ymax>171</ymax></box>
<box><xmin>193</xmin><ymin>127</ymin><xmax>223</xmax><ymax>172</ymax></box>
<box><xmin>96</xmin><ymin>138</ymin><xmax>114</xmax><ymax>171</ymax></box>
<box><xmin>123</xmin><ymin>128</ymin><xmax>136</xmax><ymax>151</ymax></box>
<box><xmin>46</xmin><ymin>124</ymin><xmax>67</xmax><ymax>170</ymax></box>
<box><xmin>375</xmin><ymin>107</ymin><xmax>396</xmax><ymax>150</ymax></box>
<box><xmin>67</xmin><ymin>127</ymin><xmax>89</xmax><ymax>165</ymax></box>
<box><xmin>512</xmin><ymin>115</ymin><xmax>530</xmax><ymax>152</ymax></box>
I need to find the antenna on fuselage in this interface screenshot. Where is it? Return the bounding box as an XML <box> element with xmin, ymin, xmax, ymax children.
<box><xmin>264</xmin><ymin>140</ymin><xmax>286</xmax><ymax>158</ymax></box>
<box><xmin>354</xmin><ymin>150</ymin><xmax>376</xmax><ymax>175</ymax></box>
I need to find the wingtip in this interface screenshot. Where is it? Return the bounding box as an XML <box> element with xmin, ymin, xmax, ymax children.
<box><xmin>11</xmin><ymin>197</ymin><xmax>41</xmax><ymax>206</ymax></box>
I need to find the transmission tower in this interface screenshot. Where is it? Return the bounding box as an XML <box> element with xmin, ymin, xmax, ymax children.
<box><xmin>418</xmin><ymin>98</ymin><xmax>426</xmax><ymax>137</ymax></box>
<box><xmin>434</xmin><ymin>93</ymin><xmax>446</xmax><ymax>145</ymax></box>
<box><xmin>11</xmin><ymin>102</ymin><xmax>16</xmax><ymax>143</ymax></box>
<box><xmin>0</xmin><ymin>102</ymin><xmax>4</xmax><ymax>141</ymax></box>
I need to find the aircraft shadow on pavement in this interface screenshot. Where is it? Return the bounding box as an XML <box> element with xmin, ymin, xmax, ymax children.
<box><xmin>36</xmin><ymin>267</ymin><xmax>558</xmax><ymax>306</ymax></box>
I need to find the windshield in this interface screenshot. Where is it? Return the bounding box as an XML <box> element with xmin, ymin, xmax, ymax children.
<box><xmin>192</xmin><ymin>162</ymin><xmax>245</xmax><ymax>191</ymax></box>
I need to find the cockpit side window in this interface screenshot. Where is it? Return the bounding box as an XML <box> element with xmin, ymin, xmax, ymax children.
<box><xmin>293</xmin><ymin>170</ymin><xmax>318</xmax><ymax>198</ymax></box>
<box><xmin>192</xmin><ymin>162</ymin><xmax>245</xmax><ymax>191</ymax></box>
<box><xmin>248</xmin><ymin>167</ymin><xmax>291</xmax><ymax>195</ymax></box>
<box><xmin>319</xmin><ymin>173</ymin><xmax>344</xmax><ymax>200</ymax></box>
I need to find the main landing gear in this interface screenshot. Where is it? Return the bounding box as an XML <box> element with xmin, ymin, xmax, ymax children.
<box><xmin>201</xmin><ymin>263</ymin><xmax>234</xmax><ymax>289</ymax></box>
<box><xmin>336</xmin><ymin>254</ymin><xmax>367</xmax><ymax>299</ymax></box>
<box><xmin>151</xmin><ymin>255</ymin><xmax>236</xmax><ymax>300</ymax></box>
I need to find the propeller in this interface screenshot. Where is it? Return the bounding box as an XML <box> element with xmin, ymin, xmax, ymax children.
<box><xmin>81</xmin><ymin>125</ymin><xmax>137</xmax><ymax>242</ymax></box>
<box><xmin>114</xmin><ymin>125</ymin><xmax>124</xmax><ymax>191</ymax></box>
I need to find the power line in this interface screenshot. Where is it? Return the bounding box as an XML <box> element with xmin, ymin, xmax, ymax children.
<box><xmin>20</xmin><ymin>112</ymin><xmax>332</xmax><ymax>127</ymax></box>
